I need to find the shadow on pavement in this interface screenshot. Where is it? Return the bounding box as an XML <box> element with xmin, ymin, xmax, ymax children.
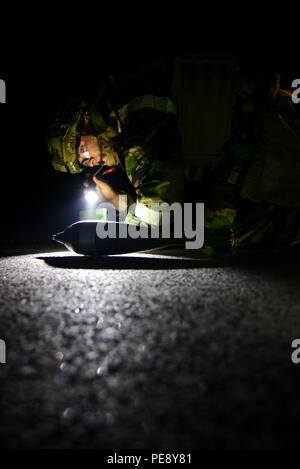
<box><xmin>37</xmin><ymin>254</ymin><xmax>234</xmax><ymax>270</ymax></box>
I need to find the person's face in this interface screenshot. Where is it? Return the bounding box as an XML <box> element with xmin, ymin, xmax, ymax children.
<box><xmin>77</xmin><ymin>112</ymin><xmax>118</xmax><ymax>167</ymax></box>
<box><xmin>77</xmin><ymin>136</ymin><xmax>102</xmax><ymax>167</ymax></box>
<box><xmin>78</xmin><ymin>137</ymin><xmax>118</xmax><ymax>167</ymax></box>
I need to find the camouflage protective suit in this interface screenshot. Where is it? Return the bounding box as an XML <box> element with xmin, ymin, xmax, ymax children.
<box><xmin>47</xmin><ymin>62</ymin><xmax>185</xmax><ymax>227</ymax></box>
<box><xmin>205</xmin><ymin>72</ymin><xmax>300</xmax><ymax>249</ymax></box>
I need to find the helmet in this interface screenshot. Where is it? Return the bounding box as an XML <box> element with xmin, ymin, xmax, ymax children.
<box><xmin>47</xmin><ymin>98</ymin><xmax>88</xmax><ymax>173</ymax></box>
<box><xmin>47</xmin><ymin>98</ymin><xmax>122</xmax><ymax>173</ymax></box>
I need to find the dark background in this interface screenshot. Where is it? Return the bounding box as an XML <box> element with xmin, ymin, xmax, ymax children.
<box><xmin>1</xmin><ymin>13</ymin><xmax>300</xmax><ymax>454</ymax></box>
<box><xmin>0</xmin><ymin>16</ymin><xmax>299</xmax><ymax>246</ymax></box>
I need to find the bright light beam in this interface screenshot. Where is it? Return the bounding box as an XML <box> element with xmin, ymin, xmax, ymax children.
<box><xmin>85</xmin><ymin>190</ymin><xmax>99</xmax><ymax>204</ymax></box>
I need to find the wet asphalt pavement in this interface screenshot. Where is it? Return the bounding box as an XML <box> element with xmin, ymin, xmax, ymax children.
<box><xmin>0</xmin><ymin>245</ymin><xmax>300</xmax><ymax>449</ymax></box>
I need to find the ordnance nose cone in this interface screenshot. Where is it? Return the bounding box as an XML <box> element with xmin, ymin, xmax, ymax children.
<box><xmin>52</xmin><ymin>231</ymin><xmax>65</xmax><ymax>244</ymax></box>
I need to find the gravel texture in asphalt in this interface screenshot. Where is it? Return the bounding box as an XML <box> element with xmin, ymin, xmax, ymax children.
<box><xmin>0</xmin><ymin>246</ymin><xmax>300</xmax><ymax>448</ymax></box>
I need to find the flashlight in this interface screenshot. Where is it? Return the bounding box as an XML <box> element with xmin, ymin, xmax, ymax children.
<box><xmin>85</xmin><ymin>190</ymin><xmax>99</xmax><ymax>204</ymax></box>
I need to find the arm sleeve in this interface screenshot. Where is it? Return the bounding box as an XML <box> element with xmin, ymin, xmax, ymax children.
<box><xmin>121</xmin><ymin>108</ymin><xmax>185</xmax><ymax>226</ymax></box>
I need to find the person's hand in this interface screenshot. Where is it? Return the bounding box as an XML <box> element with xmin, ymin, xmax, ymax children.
<box><xmin>93</xmin><ymin>176</ymin><xmax>121</xmax><ymax>211</ymax></box>
<box><xmin>93</xmin><ymin>176</ymin><xmax>128</xmax><ymax>212</ymax></box>
<box><xmin>82</xmin><ymin>172</ymin><xmax>93</xmax><ymax>194</ymax></box>
<box><xmin>92</xmin><ymin>176</ymin><xmax>117</xmax><ymax>201</ymax></box>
